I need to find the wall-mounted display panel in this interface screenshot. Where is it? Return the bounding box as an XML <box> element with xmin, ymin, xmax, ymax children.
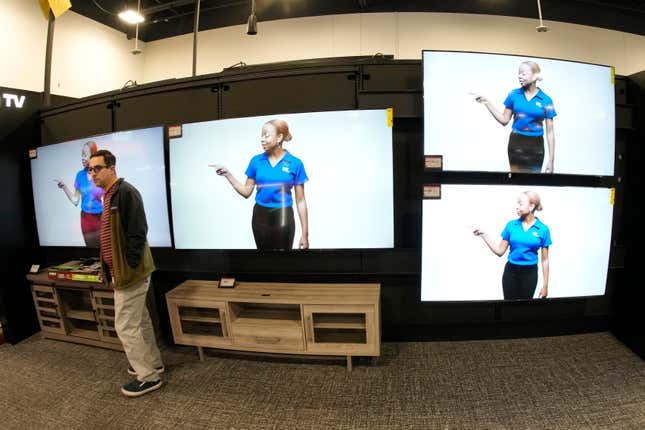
<box><xmin>170</xmin><ymin>109</ymin><xmax>393</xmax><ymax>250</ymax></box>
<box><xmin>421</xmin><ymin>185</ymin><xmax>614</xmax><ymax>301</ymax></box>
<box><xmin>31</xmin><ymin>126</ymin><xmax>172</xmax><ymax>247</ymax></box>
<box><xmin>423</xmin><ymin>51</ymin><xmax>615</xmax><ymax>175</ymax></box>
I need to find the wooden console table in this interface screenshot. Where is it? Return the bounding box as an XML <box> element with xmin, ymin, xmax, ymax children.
<box><xmin>166</xmin><ymin>280</ymin><xmax>381</xmax><ymax>371</ymax></box>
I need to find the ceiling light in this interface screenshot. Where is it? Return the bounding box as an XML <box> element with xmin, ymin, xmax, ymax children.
<box><xmin>119</xmin><ymin>10</ymin><xmax>145</xmax><ymax>24</ymax></box>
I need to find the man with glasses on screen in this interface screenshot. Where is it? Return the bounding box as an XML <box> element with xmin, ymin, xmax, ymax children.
<box><xmin>89</xmin><ymin>150</ymin><xmax>165</xmax><ymax>397</ymax></box>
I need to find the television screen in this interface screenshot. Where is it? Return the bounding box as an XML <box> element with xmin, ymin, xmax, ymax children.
<box><xmin>30</xmin><ymin>126</ymin><xmax>172</xmax><ymax>247</ymax></box>
<box><xmin>169</xmin><ymin>109</ymin><xmax>394</xmax><ymax>249</ymax></box>
<box><xmin>423</xmin><ymin>51</ymin><xmax>615</xmax><ymax>175</ymax></box>
<box><xmin>421</xmin><ymin>184</ymin><xmax>614</xmax><ymax>301</ymax></box>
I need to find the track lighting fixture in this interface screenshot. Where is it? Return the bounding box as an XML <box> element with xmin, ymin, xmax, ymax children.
<box><xmin>130</xmin><ymin>0</ymin><xmax>143</xmax><ymax>54</ymax></box>
<box><xmin>536</xmin><ymin>0</ymin><xmax>549</xmax><ymax>32</ymax></box>
<box><xmin>247</xmin><ymin>0</ymin><xmax>258</xmax><ymax>35</ymax></box>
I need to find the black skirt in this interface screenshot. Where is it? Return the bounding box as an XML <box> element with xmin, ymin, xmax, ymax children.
<box><xmin>251</xmin><ymin>204</ymin><xmax>295</xmax><ymax>250</ymax></box>
<box><xmin>502</xmin><ymin>262</ymin><xmax>538</xmax><ymax>300</ymax></box>
<box><xmin>507</xmin><ymin>132</ymin><xmax>544</xmax><ymax>173</ymax></box>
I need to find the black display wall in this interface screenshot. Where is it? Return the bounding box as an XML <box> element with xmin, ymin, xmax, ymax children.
<box><xmin>34</xmin><ymin>57</ymin><xmax>640</xmax><ymax>350</ymax></box>
<box><xmin>611</xmin><ymin>71</ymin><xmax>645</xmax><ymax>359</ymax></box>
<box><xmin>0</xmin><ymin>87</ymin><xmax>74</xmax><ymax>344</ymax></box>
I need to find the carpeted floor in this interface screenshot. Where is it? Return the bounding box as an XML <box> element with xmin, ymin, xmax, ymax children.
<box><xmin>0</xmin><ymin>331</ymin><xmax>643</xmax><ymax>429</ymax></box>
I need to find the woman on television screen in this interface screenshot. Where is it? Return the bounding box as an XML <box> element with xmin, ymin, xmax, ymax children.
<box><xmin>473</xmin><ymin>190</ymin><xmax>551</xmax><ymax>300</ymax></box>
<box><xmin>55</xmin><ymin>141</ymin><xmax>105</xmax><ymax>247</ymax></box>
<box><xmin>211</xmin><ymin>119</ymin><xmax>309</xmax><ymax>250</ymax></box>
<box><xmin>473</xmin><ymin>61</ymin><xmax>557</xmax><ymax>173</ymax></box>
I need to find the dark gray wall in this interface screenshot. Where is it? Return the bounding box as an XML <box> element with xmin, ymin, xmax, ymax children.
<box><xmin>611</xmin><ymin>73</ymin><xmax>645</xmax><ymax>359</ymax></box>
<box><xmin>0</xmin><ymin>88</ymin><xmax>75</xmax><ymax>343</ymax></box>
<box><xmin>33</xmin><ymin>58</ymin><xmax>639</xmax><ymax>352</ymax></box>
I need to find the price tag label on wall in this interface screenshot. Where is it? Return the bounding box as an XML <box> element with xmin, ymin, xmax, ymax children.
<box><xmin>424</xmin><ymin>155</ymin><xmax>443</xmax><ymax>170</ymax></box>
<box><xmin>168</xmin><ymin>124</ymin><xmax>183</xmax><ymax>138</ymax></box>
<box><xmin>423</xmin><ymin>184</ymin><xmax>441</xmax><ymax>199</ymax></box>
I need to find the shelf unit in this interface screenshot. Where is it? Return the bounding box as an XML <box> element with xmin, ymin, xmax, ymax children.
<box><xmin>166</xmin><ymin>280</ymin><xmax>380</xmax><ymax>370</ymax></box>
<box><xmin>26</xmin><ymin>272</ymin><xmax>125</xmax><ymax>351</ymax></box>
<box><xmin>93</xmin><ymin>290</ymin><xmax>121</xmax><ymax>345</ymax></box>
<box><xmin>31</xmin><ymin>285</ymin><xmax>65</xmax><ymax>335</ymax></box>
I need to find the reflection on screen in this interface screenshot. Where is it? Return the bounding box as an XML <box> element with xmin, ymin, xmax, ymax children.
<box><xmin>421</xmin><ymin>185</ymin><xmax>613</xmax><ymax>301</ymax></box>
<box><xmin>423</xmin><ymin>51</ymin><xmax>615</xmax><ymax>175</ymax></box>
<box><xmin>170</xmin><ymin>109</ymin><xmax>394</xmax><ymax>249</ymax></box>
<box><xmin>31</xmin><ymin>126</ymin><xmax>171</xmax><ymax>247</ymax></box>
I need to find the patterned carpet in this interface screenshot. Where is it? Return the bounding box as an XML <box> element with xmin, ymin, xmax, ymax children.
<box><xmin>0</xmin><ymin>332</ymin><xmax>643</xmax><ymax>429</ymax></box>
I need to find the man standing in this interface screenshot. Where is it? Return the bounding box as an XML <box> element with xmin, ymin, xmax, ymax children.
<box><xmin>89</xmin><ymin>150</ymin><xmax>164</xmax><ymax>397</ymax></box>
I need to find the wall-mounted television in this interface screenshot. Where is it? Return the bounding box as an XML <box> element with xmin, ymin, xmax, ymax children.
<box><xmin>421</xmin><ymin>184</ymin><xmax>614</xmax><ymax>301</ymax></box>
<box><xmin>169</xmin><ymin>109</ymin><xmax>394</xmax><ymax>250</ymax></box>
<box><xmin>423</xmin><ymin>50</ymin><xmax>615</xmax><ymax>175</ymax></box>
<box><xmin>30</xmin><ymin>126</ymin><xmax>172</xmax><ymax>247</ymax></box>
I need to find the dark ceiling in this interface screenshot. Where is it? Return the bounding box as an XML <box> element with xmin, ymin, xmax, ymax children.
<box><xmin>72</xmin><ymin>0</ymin><xmax>645</xmax><ymax>42</ymax></box>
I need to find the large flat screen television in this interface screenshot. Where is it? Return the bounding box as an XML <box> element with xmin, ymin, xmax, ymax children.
<box><xmin>169</xmin><ymin>109</ymin><xmax>394</xmax><ymax>250</ymax></box>
<box><xmin>30</xmin><ymin>126</ymin><xmax>172</xmax><ymax>247</ymax></box>
<box><xmin>423</xmin><ymin>50</ymin><xmax>615</xmax><ymax>175</ymax></box>
<box><xmin>421</xmin><ymin>184</ymin><xmax>614</xmax><ymax>301</ymax></box>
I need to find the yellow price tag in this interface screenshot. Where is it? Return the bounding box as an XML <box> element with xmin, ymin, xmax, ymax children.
<box><xmin>610</xmin><ymin>187</ymin><xmax>615</xmax><ymax>205</ymax></box>
<box><xmin>610</xmin><ymin>66</ymin><xmax>615</xmax><ymax>85</ymax></box>
<box><xmin>387</xmin><ymin>108</ymin><xmax>393</xmax><ymax>127</ymax></box>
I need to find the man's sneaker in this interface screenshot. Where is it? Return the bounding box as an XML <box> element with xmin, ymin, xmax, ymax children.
<box><xmin>121</xmin><ymin>379</ymin><xmax>163</xmax><ymax>397</ymax></box>
<box><xmin>127</xmin><ymin>365</ymin><xmax>165</xmax><ymax>376</ymax></box>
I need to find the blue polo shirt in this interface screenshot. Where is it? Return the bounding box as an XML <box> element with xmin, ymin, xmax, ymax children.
<box><xmin>504</xmin><ymin>88</ymin><xmax>557</xmax><ymax>137</ymax></box>
<box><xmin>74</xmin><ymin>168</ymin><xmax>104</xmax><ymax>214</ymax></box>
<box><xmin>501</xmin><ymin>217</ymin><xmax>552</xmax><ymax>265</ymax></box>
<box><xmin>245</xmin><ymin>151</ymin><xmax>308</xmax><ymax>208</ymax></box>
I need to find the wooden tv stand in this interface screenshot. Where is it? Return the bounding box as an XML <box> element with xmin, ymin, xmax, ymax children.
<box><xmin>26</xmin><ymin>271</ymin><xmax>123</xmax><ymax>351</ymax></box>
<box><xmin>166</xmin><ymin>280</ymin><xmax>380</xmax><ymax>371</ymax></box>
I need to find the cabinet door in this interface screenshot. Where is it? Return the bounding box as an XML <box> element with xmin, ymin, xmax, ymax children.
<box><xmin>31</xmin><ymin>285</ymin><xmax>66</xmax><ymax>335</ymax></box>
<box><xmin>167</xmin><ymin>298</ymin><xmax>231</xmax><ymax>348</ymax></box>
<box><xmin>303</xmin><ymin>304</ymin><xmax>379</xmax><ymax>356</ymax></box>
<box><xmin>92</xmin><ymin>290</ymin><xmax>121</xmax><ymax>344</ymax></box>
